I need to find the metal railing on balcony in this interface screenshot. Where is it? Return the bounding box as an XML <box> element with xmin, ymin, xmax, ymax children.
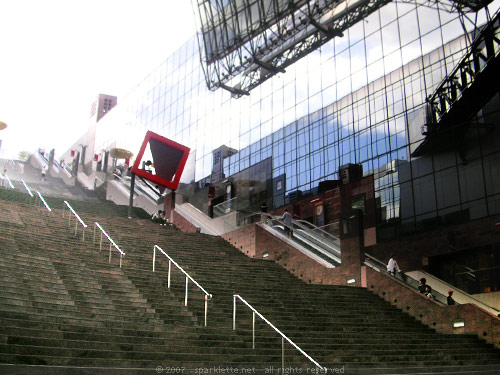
<box><xmin>93</xmin><ymin>222</ymin><xmax>125</xmax><ymax>268</ymax></box>
<box><xmin>153</xmin><ymin>245</ymin><xmax>212</xmax><ymax>327</ymax></box>
<box><xmin>62</xmin><ymin>201</ymin><xmax>87</xmax><ymax>242</ymax></box>
<box><xmin>233</xmin><ymin>294</ymin><xmax>326</xmax><ymax>372</ymax></box>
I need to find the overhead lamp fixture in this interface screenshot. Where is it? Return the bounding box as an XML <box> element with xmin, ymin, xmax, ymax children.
<box><xmin>347</xmin><ymin>278</ymin><xmax>356</xmax><ymax>284</ymax></box>
<box><xmin>262</xmin><ymin>252</ymin><xmax>269</xmax><ymax>258</ymax></box>
<box><xmin>453</xmin><ymin>319</ymin><xmax>465</xmax><ymax>328</ymax></box>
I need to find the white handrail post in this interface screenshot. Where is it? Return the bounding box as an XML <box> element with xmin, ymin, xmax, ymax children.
<box><xmin>82</xmin><ymin>227</ymin><xmax>85</xmax><ymax>242</ymax></box>
<box><xmin>233</xmin><ymin>295</ymin><xmax>236</xmax><ymax>330</ymax></box>
<box><xmin>120</xmin><ymin>253</ymin><xmax>123</xmax><ymax>268</ymax></box>
<box><xmin>204</xmin><ymin>294</ymin><xmax>208</xmax><ymax>327</ymax></box>
<box><xmin>168</xmin><ymin>260</ymin><xmax>171</xmax><ymax>288</ymax></box>
<box><xmin>153</xmin><ymin>246</ymin><xmax>156</xmax><ymax>272</ymax></box>
<box><xmin>109</xmin><ymin>242</ymin><xmax>112</xmax><ymax>263</ymax></box>
<box><xmin>252</xmin><ymin>311</ymin><xmax>255</xmax><ymax>349</ymax></box>
<box><xmin>185</xmin><ymin>276</ymin><xmax>189</xmax><ymax>306</ymax></box>
<box><xmin>75</xmin><ymin>219</ymin><xmax>78</xmax><ymax>236</ymax></box>
<box><xmin>282</xmin><ymin>337</ymin><xmax>285</xmax><ymax>372</ymax></box>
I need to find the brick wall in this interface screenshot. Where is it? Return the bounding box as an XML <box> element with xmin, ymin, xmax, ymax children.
<box><xmin>223</xmin><ymin>224</ymin><xmax>257</xmax><ymax>257</ymax></box>
<box><xmin>163</xmin><ymin>193</ymin><xmax>174</xmax><ymax>221</ymax></box>
<box><xmin>365</xmin><ymin>265</ymin><xmax>500</xmax><ymax>349</ymax></box>
<box><xmin>172</xmin><ymin>210</ymin><xmax>198</xmax><ymax>233</ymax></box>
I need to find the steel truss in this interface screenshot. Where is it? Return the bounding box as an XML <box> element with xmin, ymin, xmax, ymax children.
<box><xmin>412</xmin><ymin>8</ymin><xmax>500</xmax><ymax>156</ymax></box>
<box><xmin>194</xmin><ymin>0</ymin><xmax>494</xmax><ymax>97</ymax></box>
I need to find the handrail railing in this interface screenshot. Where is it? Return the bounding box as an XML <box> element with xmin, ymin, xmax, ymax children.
<box><xmin>262</xmin><ymin>214</ymin><xmax>341</xmax><ymax>264</ymax></box>
<box><xmin>93</xmin><ymin>222</ymin><xmax>125</xmax><ymax>268</ymax></box>
<box><xmin>295</xmin><ymin>219</ymin><xmax>341</xmax><ymax>244</ymax></box>
<box><xmin>21</xmin><ymin>179</ymin><xmax>34</xmax><ymax>198</ymax></box>
<box><xmin>62</xmin><ymin>201</ymin><xmax>87</xmax><ymax>242</ymax></box>
<box><xmin>233</xmin><ymin>294</ymin><xmax>326</xmax><ymax>372</ymax></box>
<box><xmin>409</xmin><ymin>269</ymin><xmax>500</xmax><ymax>315</ymax></box>
<box><xmin>0</xmin><ymin>172</ymin><xmax>14</xmax><ymax>189</ymax></box>
<box><xmin>36</xmin><ymin>191</ymin><xmax>52</xmax><ymax>212</ymax></box>
<box><xmin>153</xmin><ymin>244</ymin><xmax>212</xmax><ymax>327</ymax></box>
<box><xmin>292</xmin><ymin>219</ymin><xmax>341</xmax><ymax>253</ymax></box>
<box><xmin>113</xmin><ymin>173</ymin><xmax>159</xmax><ymax>202</ymax></box>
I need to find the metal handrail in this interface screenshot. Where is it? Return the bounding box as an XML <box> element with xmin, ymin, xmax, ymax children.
<box><xmin>36</xmin><ymin>191</ymin><xmax>51</xmax><ymax>212</ymax></box>
<box><xmin>233</xmin><ymin>294</ymin><xmax>326</xmax><ymax>372</ymax></box>
<box><xmin>153</xmin><ymin>245</ymin><xmax>212</xmax><ymax>327</ymax></box>
<box><xmin>21</xmin><ymin>179</ymin><xmax>34</xmax><ymax>197</ymax></box>
<box><xmin>113</xmin><ymin>173</ymin><xmax>158</xmax><ymax>202</ymax></box>
<box><xmin>93</xmin><ymin>222</ymin><xmax>125</xmax><ymax>268</ymax></box>
<box><xmin>295</xmin><ymin>219</ymin><xmax>341</xmax><ymax>243</ymax></box>
<box><xmin>263</xmin><ymin>214</ymin><xmax>341</xmax><ymax>264</ymax></box>
<box><xmin>0</xmin><ymin>172</ymin><xmax>14</xmax><ymax>189</ymax></box>
<box><xmin>291</xmin><ymin>219</ymin><xmax>341</xmax><ymax>255</ymax></box>
<box><xmin>62</xmin><ymin>201</ymin><xmax>87</xmax><ymax>242</ymax></box>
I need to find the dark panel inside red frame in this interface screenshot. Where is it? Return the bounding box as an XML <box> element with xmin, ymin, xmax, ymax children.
<box><xmin>150</xmin><ymin>138</ymin><xmax>184</xmax><ymax>182</ymax></box>
<box><xmin>131</xmin><ymin>131</ymin><xmax>190</xmax><ymax>191</ymax></box>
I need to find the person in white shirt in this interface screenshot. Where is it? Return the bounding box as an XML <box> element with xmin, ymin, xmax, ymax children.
<box><xmin>41</xmin><ymin>165</ymin><xmax>47</xmax><ymax>181</ymax></box>
<box><xmin>281</xmin><ymin>209</ymin><xmax>293</xmax><ymax>238</ymax></box>
<box><xmin>386</xmin><ymin>256</ymin><xmax>401</xmax><ymax>276</ymax></box>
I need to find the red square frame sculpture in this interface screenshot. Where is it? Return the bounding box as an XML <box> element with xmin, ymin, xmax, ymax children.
<box><xmin>130</xmin><ymin>131</ymin><xmax>190</xmax><ymax>191</ymax></box>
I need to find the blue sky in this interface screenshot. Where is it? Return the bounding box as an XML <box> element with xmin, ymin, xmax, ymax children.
<box><xmin>0</xmin><ymin>0</ymin><xmax>196</xmax><ymax>159</ymax></box>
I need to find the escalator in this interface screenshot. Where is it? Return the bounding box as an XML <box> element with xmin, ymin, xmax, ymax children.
<box><xmin>258</xmin><ymin>214</ymin><xmax>342</xmax><ymax>267</ymax></box>
<box><xmin>364</xmin><ymin>252</ymin><xmax>500</xmax><ymax>316</ymax></box>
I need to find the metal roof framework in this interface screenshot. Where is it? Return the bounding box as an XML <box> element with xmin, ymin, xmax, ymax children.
<box><xmin>193</xmin><ymin>0</ymin><xmax>494</xmax><ymax>97</ymax></box>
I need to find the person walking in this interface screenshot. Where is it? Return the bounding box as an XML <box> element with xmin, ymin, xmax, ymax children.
<box><xmin>386</xmin><ymin>255</ymin><xmax>401</xmax><ymax>277</ymax></box>
<box><xmin>447</xmin><ymin>290</ymin><xmax>456</xmax><ymax>305</ymax></box>
<box><xmin>41</xmin><ymin>165</ymin><xmax>47</xmax><ymax>181</ymax></box>
<box><xmin>281</xmin><ymin>209</ymin><xmax>293</xmax><ymax>238</ymax></box>
<box><xmin>260</xmin><ymin>202</ymin><xmax>268</xmax><ymax>223</ymax></box>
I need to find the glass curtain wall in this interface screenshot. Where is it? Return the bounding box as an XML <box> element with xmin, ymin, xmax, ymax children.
<box><xmin>94</xmin><ymin>1</ymin><xmax>500</xmax><ymax>230</ymax></box>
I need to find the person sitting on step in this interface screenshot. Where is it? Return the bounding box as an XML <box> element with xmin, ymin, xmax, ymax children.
<box><xmin>159</xmin><ymin>211</ymin><xmax>168</xmax><ymax>226</ymax></box>
<box><xmin>151</xmin><ymin>210</ymin><xmax>162</xmax><ymax>224</ymax></box>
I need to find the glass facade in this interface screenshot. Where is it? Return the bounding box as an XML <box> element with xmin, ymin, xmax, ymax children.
<box><xmin>94</xmin><ymin>1</ymin><xmax>500</xmax><ymax>235</ymax></box>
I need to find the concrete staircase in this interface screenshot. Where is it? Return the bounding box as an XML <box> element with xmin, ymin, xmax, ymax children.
<box><xmin>1</xmin><ymin>188</ymin><xmax>500</xmax><ymax>374</ymax></box>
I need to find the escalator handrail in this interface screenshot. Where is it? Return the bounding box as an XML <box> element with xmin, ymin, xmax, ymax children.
<box><xmin>293</xmin><ymin>219</ymin><xmax>341</xmax><ymax>244</ymax></box>
<box><xmin>265</xmin><ymin>215</ymin><xmax>342</xmax><ymax>259</ymax></box>
<box><xmin>364</xmin><ymin>253</ymin><xmax>448</xmax><ymax>305</ymax></box>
